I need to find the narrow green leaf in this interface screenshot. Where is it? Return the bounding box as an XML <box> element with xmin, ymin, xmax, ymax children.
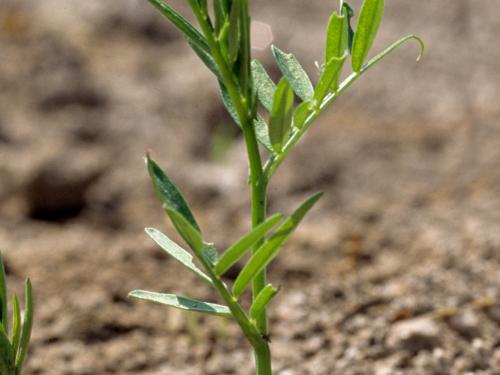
<box><xmin>233</xmin><ymin>192</ymin><xmax>323</xmax><ymax>298</ymax></box>
<box><xmin>362</xmin><ymin>34</ymin><xmax>424</xmax><ymax>72</ymax></box>
<box><xmin>147</xmin><ymin>0</ymin><xmax>209</xmax><ymax>53</ymax></box>
<box><xmin>218</xmin><ymin>20</ymin><xmax>230</xmax><ymax>52</ymax></box>
<box><xmin>0</xmin><ymin>355</ymin><xmax>9</xmax><ymax>375</ymax></box>
<box><xmin>145</xmin><ymin>228</ymin><xmax>213</xmax><ymax>285</ymax></box>
<box><xmin>165</xmin><ymin>207</ymin><xmax>204</xmax><ymax>253</ymax></box>
<box><xmin>10</xmin><ymin>295</ymin><xmax>21</xmax><ymax>359</ymax></box>
<box><xmin>215</xmin><ymin>214</ymin><xmax>283</xmax><ymax>276</ymax></box>
<box><xmin>342</xmin><ymin>1</ymin><xmax>355</xmax><ymax>53</ymax></box>
<box><xmin>325</xmin><ymin>7</ymin><xmax>350</xmax><ymax>90</ymax></box>
<box><xmin>351</xmin><ymin>0</ymin><xmax>385</xmax><ymax>72</ymax></box>
<box><xmin>219</xmin><ymin>82</ymin><xmax>239</xmax><ymax>122</ymax></box>
<box><xmin>221</xmin><ymin>0</ymin><xmax>231</xmax><ymax>15</ymax></box>
<box><xmin>15</xmin><ymin>279</ymin><xmax>33</xmax><ymax>375</ymax></box>
<box><xmin>213</xmin><ymin>0</ymin><xmax>227</xmax><ymax>33</ymax></box>
<box><xmin>269</xmin><ymin>78</ymin><xmax>294</xmax><ymax>152</ymax></box>
<box><xmin>252</xmin><ymin>116</ymin><xmax>274</xmax><ymax>154</ymax></box>
<box><xmin>314</xmin><ymin>54</ymin><xmax>347</xmax><ymax>105</ymax></box>
<box><xmin>201</xmin><ymin>243</ymin><xmax>218</xmax><ymax>265</ymax></box>
<box><xmin>0</xmin><ymin>326</ymin><xmax>14</xmax><ymax>372</ymax></box>
<box><xmin>129</xmin><ymin>291</ymin><xmax>232</xmax><ymax>318</ymax></box>
<box><xmin>271</xmin><ymin>46</ymin><xmax>314</xmax><ymax>102</ymax></box>
<box><xmin>219</xmin><ymin>83</ymin><xmax>274</xmax><ymax>152</ymax></box>
<box><xmin>326</xmin><ymin>11</ymin><xmax>348</xmax><ymax>62</ymax></box>
<box><xmin>292</xmin><ymin>100</ymin><xmax>313</xmax><ymax>130</ymax></box>
<box><xmin>237</xmin><ymin>0</ymin><xmax>252</xmax><ymax>97</ymax></box>
<box><xmin>228</xmin><ymin>0</ymin><xmax>240</xmax><ymax>64</ymax></box>
<box><xmin>146</xmin><ymin>156</ymin><xmax>200</xmax><ymax>232</ymax></box>
<box><xmin>249</xmin><ymin>284</ymin><xmax>279</xmax><ymax>321</ymax></box>
<box><xmin>187</xmin><ymin>38</ymin><xmax>221</xmax><ymax>78</ymax></box>
<box><xmin>198</xmin><ymin>0</ymin><xmax>208</xmax><ymax>16</ymax></box>
<box><xmin>147</xmin><ymin>0</ymin><xmax>222</xmax><ymax>78</ymax></box>
<box><xmin>251</xmin><ymin>60</ymin><xmax>276</xmax><ymax>113</ymax></box>
<box><xmin>0</xmin><ymin>255</ymin><xmax>7</xmax><ymax>333</ymax></box>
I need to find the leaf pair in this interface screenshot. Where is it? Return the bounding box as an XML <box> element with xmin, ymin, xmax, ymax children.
<box><xmin>132</xmin><ymin>221</ymin><xmax>282</xmax><ymax>320</ymax></box>
<box><xmin>147</xmin><ymin>0</ymin><xmax>219</xmax><ymax>77</ymax></box>
<box><xmin>0</xmin><ymin>255</ymin><xmax>33</xmax><ymax>375</ymax></box>
<box><xmin>252</xmin><ymin>47</ymin><xmax>316</xmax><ymax>153</ymax></box>
<box><xmin>326</xmin><ymin>0</ymin><xmax>385</xmax><ymax>74</ymax></box>
<box><xmin>219</xmin><ymin>84</ymin><xmax>274</xmax><ymax>152</ymax></box>
<box><xmin>130</xmin><ymin>227</ymin><xmax>233</xmax><ymax>317</ymax></box>
<box><xmin>211</xmin><ymin>192</ymin><xmax>323</xmax><ymax>299</ymax></box>
<box><xmin>214</xmin><ymin>214</ymin><xmax>284</xmax><ymax>276</ymax></box>
<box><xmin>253</xmin><ymin>47</ymin><xmax>314</xmax><ymax>105</ymax></box>
<box><xmin>149</xmin><ymin>0</ymin><xmax>267</xmax><ymax>153</ymax></box>
<box><xmin>318</xmin><ymin>0</ymin><xmax>422</xmax><ymax>108</ymax></box>
<box><xmin>253</xmin><ymin>42</ymin><xmax>351</xmax><ymax>149</ymax></box>
<box><xmin>251</xmin><ymin>61</ymin><xmax>293</xmax><ymax>153</ymax></box>
<box><xmin>131</xmin><ymin>157</ymin><xmax>231</xmax><ymax>316</ymax></box>
<box><xmin>136</xmin><ymin>156</ymin><xmax>322</xmax><ymax>319</ymax></box>
<box><xmin>146</xmin><ymin>156</ymin><xmax>204</xmax><ymax>254</ymax></box>
<box><xmin>232</xmin><ymin>192</ymin><xmax>322</xmax><ymax>298</ymax></box>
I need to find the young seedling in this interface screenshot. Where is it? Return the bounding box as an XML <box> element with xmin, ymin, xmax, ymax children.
<box><xmin>0</xmin><ymin>255</ymin><xmax>33</xmax><ymax>375</ymax></box>
<box><xmin>129</xmin><ymin>0</ymin><xmax>423</xmax><ymax>373</ymax></box>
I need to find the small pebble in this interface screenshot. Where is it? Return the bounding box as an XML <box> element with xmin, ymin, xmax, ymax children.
<box><xmin>449</xmin><ymin>311</ymin><xmax>480</xmax><ymax>338</ymax></box>
<box><xmin>303</xmin><ymin>336</ymin><xmax>325</xmax><ymax>357</ymax></box>
<box><xmin>387</xmin><ymin>316</ymin><xmax>440</xmax><ymax>353</ymax></box>
<box><xmin>487</xmin><ymin>306</ymin><xmax>500</xmax><ymax>323</ymax></box>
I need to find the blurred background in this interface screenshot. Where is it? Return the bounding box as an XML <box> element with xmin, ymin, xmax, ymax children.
<box><xmin>0</xmin><ymin>0</ymin><xmax>499</xmax><ymax>374</ymax></box>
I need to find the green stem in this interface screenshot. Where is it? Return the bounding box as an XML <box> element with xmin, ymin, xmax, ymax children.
<box><xmin>248</xmin><ymin>132</ymin><xmax>268</xmax><ymax>337</ymax></box>
<box><xmin>199</xmin><ymin>255</ymin><xmax>264</xmax><ymax>349</ymax></box>
<box><xmin>215</xmin><ymin>261</ymin><xmax>271</xmax><ymax>375</ymax></box>
<box><xmin>189</xmin><ymin>2</ymin><xmax>271</xmax><ymax>373</ymax></box>
<box><xmin>198</xmin><ymin>248</ymin><xmax>271</xmax><ymax>375</ymax></box>
<box><xmin>236</xmin><ymin>0</ymin><xmax>269</xmax><ymax>336</ymax></box>
<box><xmin>255</xmin><ymin>343</ymin><xmax>272</xmax><ymax>375</ymax></box>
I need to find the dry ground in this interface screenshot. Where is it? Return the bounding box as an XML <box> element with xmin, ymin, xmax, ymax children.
<box><xmin>1</xmin><ymin>1</ymin><xmax>499</xmax><ymax>374</ymax></box>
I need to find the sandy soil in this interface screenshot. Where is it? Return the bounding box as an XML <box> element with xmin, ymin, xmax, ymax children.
<box><xmin>1</xmin><ymin>0</ymin><xmax>499</xmax><ymax>374</ymax></box>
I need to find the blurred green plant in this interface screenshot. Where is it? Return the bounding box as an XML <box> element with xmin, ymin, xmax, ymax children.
<box><xmin>0</xmin><ymin>255</ymin><xmax>33</xmax><ymax>375</ymax></box>
<box><xmin>129</xmin><ymin>0</ymin><xmax>423</xmax><ymax>373</ymax></box>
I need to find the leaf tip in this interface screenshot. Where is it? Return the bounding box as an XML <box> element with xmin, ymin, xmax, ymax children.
<box><xmin>312</xmin><ymin>191</ymin><xmax>324</xmax><ymax>200</ymax></box>
<box><xmin>128</xmin><ymin>290</ymin><xmax>140</xmax><ymax>299</ymax></box>
<box><xmin>271</xmin><ymin>44</ymin><xmax>284</xmax><ymax>57</ymax></box>
<box><xmin>413</xmin><ymin>35</ymin><xmax>425</xmax><ymax>62</ymax></box>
